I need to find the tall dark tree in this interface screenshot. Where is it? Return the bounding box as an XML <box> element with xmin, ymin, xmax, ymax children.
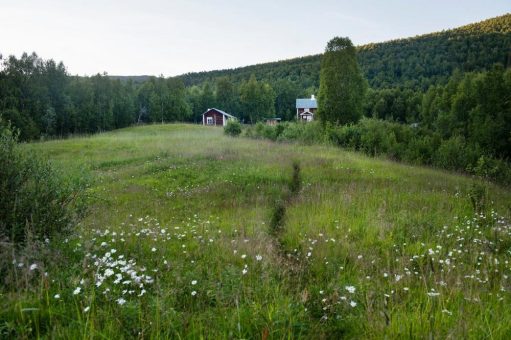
<box><xmin>318</xmin><ymin>37</ymin><xmax>367</xmax><ymax>125</ymax></box>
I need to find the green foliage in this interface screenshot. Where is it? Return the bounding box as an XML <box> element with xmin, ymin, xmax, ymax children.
<box><xmin>215</xmin><ymin>77</ymin><xmax>238</xmax><ymax>114</ymax></box>
<box><xmin>247</xmin><ymin>119</ymin><xmax>511</xmax><ymax>185</ymax></box>
<box><xmin>178</xmin><ymin>14</ymin><xmax>511</xmax><ymax>91</ymax></box>
<box><xmin>273</xmin><ymin>79</ymin><xmax>300</xmax><ymax>120</ymax></box>
<box><xmin>0</xmin><ymin>121</ymin><xmax>88</xmax><ymax>244</ymax></box>
<box><xmin>0</xmin><ymin>53</ymin><xmax>193</xmax><ymax>139</ymax></box>
<box><xmin>223</xmin><ymin>119</ymin><xmax>242</xmax><ymax>137</ymax></box>
<box><xmin>239</xmin><ymin>75</ymin><xmax>275</xmax><ymax>123</ymax></box>
<box><xmin>246</xmin><ymin>121</ymin><xmax>324</xmax><ymax>145</ymax></box>
<box><xmin>318</xmin><ymin>37</ymin><xmax>367</xmax><ymax>125</ymax></box>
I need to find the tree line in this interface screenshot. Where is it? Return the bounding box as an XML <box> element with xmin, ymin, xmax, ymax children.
<box><xmin>0</xmin><ymin>53</ymin><xmax>282</xmax><ymax>140</ymax></box>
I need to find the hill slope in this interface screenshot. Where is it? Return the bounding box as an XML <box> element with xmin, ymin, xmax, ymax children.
<box><xmin>177</xmin><ymin>14</ymin><xmax>511</xmax><ymax>90</ymax></box>
<box><xmin>5</xmin><ymin>124</ymin><xmax>511</xmax><ymax>338</ymax></box>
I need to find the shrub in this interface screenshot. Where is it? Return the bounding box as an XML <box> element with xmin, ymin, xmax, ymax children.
<box><xmin>224</xmin><ymin>119</ymin><xmax>242</xmax><ymax>137</ymax></box>
<box><xmin>468</xmin><ymin>156</ymin><xmax>511</xmax><ymax>185</ymax></box>
<box><xmin>0</xmin><ymin>122</ymin><xmax>88</xmax><ymax>244</ymax></box>
<box><xmin>278</xmin><ymin>121</ymin><xmax>324</xmax><ymax>144</ymax></box>
<box><xmin>358</xmin><ymin>118</ymin><xmax>397</xmax><ymax>156</ymax></box>
<box><xmin>433</xmin><ymin>136</ymin><xmax>472</xmax><ymax>171</ymax></box>
<box><xmin>404</xmin><ymin>135</ymin><xmax>436</xmax><ymax>164</ymax></box>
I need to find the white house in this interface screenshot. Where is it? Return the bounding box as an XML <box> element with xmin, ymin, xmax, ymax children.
<box><xmin>296</xmin><ymin>95</ymin><xmax>317</xmax><ymax>122</ymax></box>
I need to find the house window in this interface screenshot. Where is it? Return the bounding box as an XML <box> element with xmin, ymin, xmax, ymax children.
<box><xmin>207</xmin><ymin>117</ymin><xmax>213</xmax><ymax>125</ymax></box>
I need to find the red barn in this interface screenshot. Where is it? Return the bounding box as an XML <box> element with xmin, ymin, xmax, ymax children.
<box><xmin>202</xmin><ymin>108</ymin><xmax>236</xmax><ymax>126</ymax></box>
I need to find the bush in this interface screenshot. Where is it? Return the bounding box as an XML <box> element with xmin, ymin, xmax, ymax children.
<box><xmin>404</xmin><ymin>135</ymin><xmax>437</xmax><ymax>164</ymax></box>
<box><xmin>433</xmin><ymin>136</ymin><xmax>471</xmax><ymax>171</ymax></box>
<box><xmin>358</xmin><ymin>118</ymin><xmax>397</xmax><ymax>156</ymax></box>
<box><xmin>0</xmin><ymin>122</ymin><xmax>88</xmax><ymax>244</ymax></box>
<box><xmin>279</xmin><ymin>121</ymin><xmax>325</xmax><ymax>144</ymax></box>
<box><xmin>224</xmin><ymin>119</ymin><xmax>242</xmax><ymax>137</ymax></box>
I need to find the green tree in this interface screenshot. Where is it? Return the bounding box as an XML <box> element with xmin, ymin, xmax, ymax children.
<box><xmin>215</xmin><ymin>77</ymin><xmax>237</xmax><ymax>114</ymax></box>
<box><xmin>199</xmin><ymin>82</ymin><xmax>215</xmax><ymax>113</ymax></box>
<box><xmin>239</xmin><ymin>74</ymin><xmax>275</xmax><ymax>123</ymax></box>
<box><xmin>317</xmin><ymin>37</ymin><xmax>367</xmax><ymax>125</ymax></box>
<box><xmin>273</xmin><ymin>79</ymin><xmax>299</xmax><ymax>121</ymax></box>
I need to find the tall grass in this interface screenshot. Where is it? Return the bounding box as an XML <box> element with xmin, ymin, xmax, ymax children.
<box><xmin>2</xmin><ymin>124</ymin><xmax>511</xmax><ymax>338</ymax></box>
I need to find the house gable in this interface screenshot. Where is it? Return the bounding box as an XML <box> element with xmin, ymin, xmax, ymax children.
<box><xmin>202</xmin><ymin>108</ymin><xmax>236</xmax><ymax>126</ymax></box>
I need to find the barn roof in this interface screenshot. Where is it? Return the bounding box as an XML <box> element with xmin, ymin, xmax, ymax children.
<box><xmin>296</xmin><ymin>98</ymin><xmax>317</xmax><ymax>109</ymax></box>
<box><xmin>203</xmin><ymin>108</ymin><xmax>236</xmax><ymax>118</ymax></box>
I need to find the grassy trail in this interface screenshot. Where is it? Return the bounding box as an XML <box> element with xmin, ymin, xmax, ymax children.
<box><xmin>3</xmin><ymin>124</ymin><xmax>511</xmax><ymax>338</ymax></box>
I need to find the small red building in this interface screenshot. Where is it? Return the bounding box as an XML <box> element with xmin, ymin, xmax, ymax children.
<box><xmin>202</xmin><ymin>108</ymin><xmax>236</xmax><ymax>126</ymax></box>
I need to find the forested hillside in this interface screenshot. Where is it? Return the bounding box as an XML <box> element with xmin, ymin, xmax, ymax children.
<box><xmin>178</xmin><ymin>13</ymin><xmax>511</xmax><ymax>90</ymax></box>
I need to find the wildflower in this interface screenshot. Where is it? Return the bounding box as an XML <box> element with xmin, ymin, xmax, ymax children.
<box><xmin>191</xmin><ymin>280</ymin><xmax>197</xmax><ymax>285</ymax></box>
<box><xmin>241</xmin><ymin>254</ymin><xmax>247</xmax><ymax>259</ymax></box>
<box><xmin>83</xmin><ymin>306</ymin><xmax>90</xmax><ymax>313</ymax></box>
<box><xmin>345</xmin><ymin>286</ymin><xmax>356</xmax><ymax>294</ymax></box>
<box><xmin>191</xmin><ymin>290</ymin><xmax>197</xmax><ymax>296</ymax></box>
<box><xmin>242</xmin><ymin>268</ymin><xmax>248</xmax><ymax>275</ymax></box>
<box><xmin>255</xmin><ymin>255</ymin><xmax>262</xmax><ymax>261</ymax></box>
<box><xmin>73</xmin><ymin>287</ymin><xmax>81</xmax><ymax>295</ymax></box>
<box><xmin>350</xmin><ymin>300</ymin><xmax>357</xmax><ymax>307</ymax></box>
<box><xmin>29</xmin><ymin>263</ymin><xmax>38</xmax><ymax>271</ymax></box>
<box><xmin>54</xmin><ymin>294</ymin><xmax>60</xmax><ymax>299</ymax></box>
<box><xmin>427</xmin><ymin>291</ymin><xmax>440</xmax><ymax>297</ymax></box>
<box><xmin>442</xmin><ymin>309</ymin><xmax>452</xmax><ymax>315</ymax></box>
<box><xmin>117</xmin><ymin>298</ymin><xmax>126</xmax><ymax>305</ymax></box>
<box><xmin>151</xmin><ymin>247</ymin><xmax>157</xmax><ymax>252</ymax></box>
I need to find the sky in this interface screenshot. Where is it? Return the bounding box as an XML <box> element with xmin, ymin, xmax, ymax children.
<box><xmin>0</xmin><ymin>0</ymin><xmax>509</xmax><ymax>77</ymax></box>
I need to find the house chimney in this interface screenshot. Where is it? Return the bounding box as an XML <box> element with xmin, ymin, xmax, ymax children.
<box><xmin>311</xmin><ymin>94</ymin><xmax>315</xmax><ymax>100</ymax></box>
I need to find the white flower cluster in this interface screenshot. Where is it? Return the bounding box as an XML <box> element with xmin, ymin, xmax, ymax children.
<box><xmin>89</xmin><ymin>249</ymin><xmax>153</xmax><ymax>299</ymax></box>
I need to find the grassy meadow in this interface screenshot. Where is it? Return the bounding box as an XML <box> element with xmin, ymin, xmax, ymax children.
<box><xmin>3</xmin><ymin>123</ymin><xmax>511</xmax><ymax>339</ymax></box>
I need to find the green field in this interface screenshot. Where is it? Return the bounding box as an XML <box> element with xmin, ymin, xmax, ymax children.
<box><xmin>4</xmin><ymin>124</ymin><xmax>511</xmax><ymax>338</ymax></box>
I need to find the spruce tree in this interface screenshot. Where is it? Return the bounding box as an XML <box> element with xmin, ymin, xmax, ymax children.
<box><xmin>318</xmin><ymin>37</ymin><xmax>367</xmax><ymax>125</ymax></box>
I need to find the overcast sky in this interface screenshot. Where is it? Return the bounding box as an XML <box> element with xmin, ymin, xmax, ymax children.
<box><xmin>0</xmin><ymin>0</ymin><xmax>509</xmax><ymax>76</ymax></box>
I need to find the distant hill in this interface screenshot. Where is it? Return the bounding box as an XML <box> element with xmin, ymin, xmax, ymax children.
<box><xmin>176</xmin><ymin>13</ymin><xmax>511</xmax><ymax>90</ymax></box>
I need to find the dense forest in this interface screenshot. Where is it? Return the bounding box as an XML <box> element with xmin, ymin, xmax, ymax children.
<box><xmin>0</xmin><ymin>14</ymin><xmax>510</xmax><ymax>171</ymax></box>
<box><xmin>179</xmin><ymin>14</ymin><xmax>511</xmax><ymax>90</ymax></box>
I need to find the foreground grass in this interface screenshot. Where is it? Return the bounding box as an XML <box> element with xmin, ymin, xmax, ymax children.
<box><xmin>2</xmin><ymin>123</ymin><xmax>511</xmax><ymax>338</ymax></box>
